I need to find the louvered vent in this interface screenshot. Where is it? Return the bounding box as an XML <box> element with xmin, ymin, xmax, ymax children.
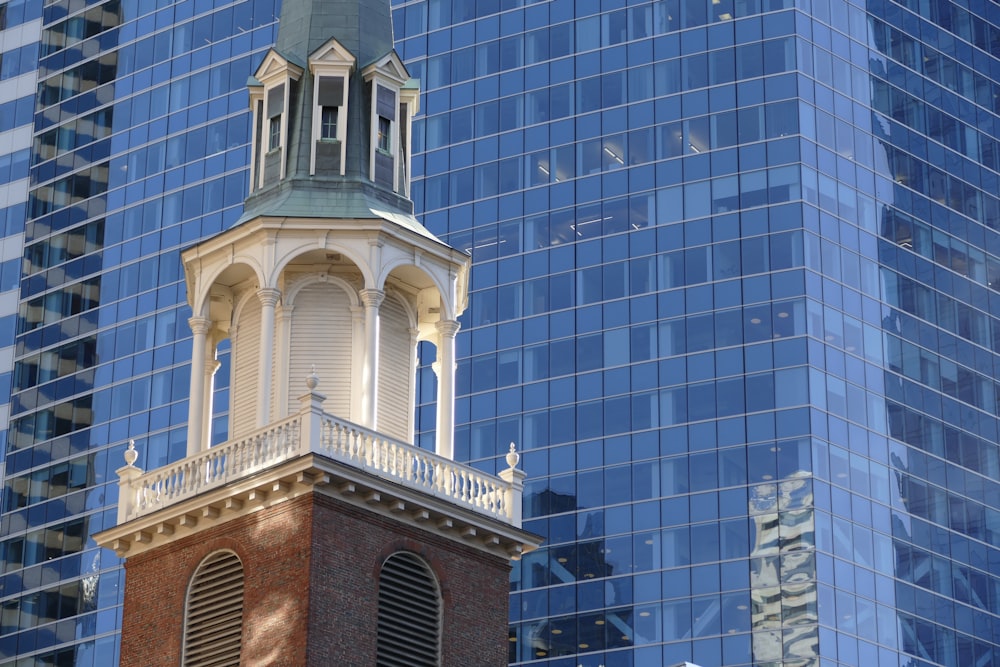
<box><xmin>376</xmin><ymin>552</ymin><xmax>441</xmax><ymax>667</ymax></box>
<box><xmin>183</xmin><ymin>551</ymin><xmax>245</xmax><ymax>667</ymax></box>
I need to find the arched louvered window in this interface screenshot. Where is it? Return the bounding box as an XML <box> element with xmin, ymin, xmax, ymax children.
<box><xmin>182</xmin><ymin>550</ymin><xmax>245</xmax><ymax>667</ymax></box>
<box><xmin>376</xmin><ymin>551</ymin><xmax>441</xmax><ymax>666</ymax></box>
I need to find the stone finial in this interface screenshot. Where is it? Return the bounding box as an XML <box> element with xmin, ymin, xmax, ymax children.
<box><xmin>124</xmin><ymin>440</ymin><xmax>139</xmax><ymax>468</ymax></box>
<box><xmin>306</xmin><ymin>365</ymin><xmax>319</xmax><ymax>390</ymax></box>
<box><xmin>505</xmin><ymin>442</ymin><xmax>519</xmax><ymax>469</ymax></box>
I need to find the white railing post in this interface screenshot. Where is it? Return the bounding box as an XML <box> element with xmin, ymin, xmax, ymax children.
<box><xmin>298</xmin><ymin>370</ymin><xmax>327</xmax><ymax>455</ymax></box>
<box><xmin>498</xmin><ymin>443</ymin><xmax>526</xmax><ymax>529</ymax></box>
<box><xmin>115</xmin><ymin>441</ymin><xmax>144</xmax><ymax>524</ymax></box>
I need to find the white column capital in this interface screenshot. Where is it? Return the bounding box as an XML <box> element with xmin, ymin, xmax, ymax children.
<box><xmin>359</xmin><ymin>288</ymin><xmax>385</xmax><ymax>309</ymax></box>
<box><xmin>257</xmin><ymin>287</ymin><xmax>282</xmax><ymax>308</ymax></box>
<box><xmin>435</xmin><ymin>319</ymin><xmax>461</xmax><ymax>338</ymax></box>
<box><xmin>188</xmin><ymin>316</ymin><xmax>212</xmax><ymax>336</ymax></box>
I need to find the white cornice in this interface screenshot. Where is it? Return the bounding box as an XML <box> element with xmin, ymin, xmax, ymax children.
<box><xmin>94</xmin><ymin>453</ymin><xmax>540</xmax><ymax>561</ymax></box>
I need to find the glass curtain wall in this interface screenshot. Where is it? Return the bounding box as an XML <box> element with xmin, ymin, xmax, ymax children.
<box><xmin>392</xmin><ymin>0</ymin><xmax>1000</xmax><ymax>666</ymax></box>
<box><xmin>0</xmin><ymin>0</ymin><xmax>277</xmax><ymax>663</ymax></box>
<box><xmin>1</xmin><ymin>0</ymin><xmax>1000</xmax><ymax>665</ymax></box>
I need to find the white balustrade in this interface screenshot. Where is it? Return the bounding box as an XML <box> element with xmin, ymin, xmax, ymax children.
<box><xmin>318</xmin><ymin>417</ymin><xmax>512</xmax><ymax>522</ymax></box>
<box><xmin>117</xmin><ymin>403</ymin><xmax>522</xmax><ymax>528</ymax></box>
<box><xmin>118</xmin><ymin>417</ymin><xmax>302</xmax><ymax>523</ymax></box>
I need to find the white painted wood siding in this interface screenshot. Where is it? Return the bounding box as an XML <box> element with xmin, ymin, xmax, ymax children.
<box><xmin>230</xmin><ymin>297</ymin><xmax>261</xmax><ymax>440</ymax></box>
<box><xmin>377</xmin><ymin>295</ymin><xmax>412</xmax><ymax>442</ymax></box>
<box><xmin>287</xmin><ymin>283</ymin><xmax>353</xmax><ymax>418</ymax></box>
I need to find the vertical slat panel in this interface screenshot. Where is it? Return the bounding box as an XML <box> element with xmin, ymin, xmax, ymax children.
<box><xmin>231</xmin><ymin>297</ymin><xmax>261</xmax><ymax>440</ymax></box>
<box><xmin>377</xmin><ymin>296</ymin><xmax>412</xmax><ymax>442</ymax></box>
<box><xmin>183</xmin><ymin>551</ymin><xmax>244</xmax><ymax>667</ymax></box>
<box><xmin>287</xmin><ymin>283</ymin><xmax>352</xmax><ymax>417</ymax></box>
<box><xmin>376</xmin><ymin>552</ymin><xmax>440</xmax><ymax>667</ymax></box>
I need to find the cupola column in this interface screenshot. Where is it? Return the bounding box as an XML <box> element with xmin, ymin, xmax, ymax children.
<box><xmin>434</xmin><ymin>319</ymin><xmax>460</xmax><ymax>460</ymax></box>
<box><xmin>275</xmin><ymin>305</ymin><xmax>294</xmax><ymax>419</ymax></box>
<box><xmin>360</xmin><ymin>288</ymin><xmax>385</xmax><ymax>428</ymax></box>
<box><xmin>186</xmin><ymin>316</ymin><xmax>212</xmax><ymax>456</ymax></box>
<box><xmin>257</xmin><ymin>288</ymin><xmax>282</xmax><ymax>427</ymax></box>
<box><xmin>203</xmin><ymin>358</ymin><xmax>221</xmax><ymax>447</ymax></box>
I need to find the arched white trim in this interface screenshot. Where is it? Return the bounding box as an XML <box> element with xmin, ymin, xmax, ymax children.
<box><xmin>377</xmin><ymin>259</ymin><xmax>451</xmax><ymax>303</ymax></box>
<box><xmin>379</xmin><ymin>258</ymin><xmax>466</xmax><ymax>322</ymax></box>
<box><xmin>268</xmin><ymin>240</ymin><xmax>374</xmax><ymax>289</ymax></box>
<box><xmin>191</xmin><ymin>258</ymin><xmax>268</xmax><ymax>318</ymax></box>
<box><xmin>284</xmin><ymin>273</ymin><xmax>360</xmax><ymax>309</ymax></box>
<box><xmin>229</xmin><ymin>287</ymin><xmax>266</xmax><ymax>335</ymax></box>
<box><xmin>382</xmin><ymin>287</ymin><xmax>417</xmax><ymax>329</ymax></box>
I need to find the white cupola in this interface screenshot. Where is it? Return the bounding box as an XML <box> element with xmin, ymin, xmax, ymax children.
<box><xmin>179</xmin><ymin>4</ymin><xmax>470</xmax><ymax>461</ymax></box>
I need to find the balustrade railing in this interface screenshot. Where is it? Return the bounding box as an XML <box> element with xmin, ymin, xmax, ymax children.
<box><xmin>319</xmin><ymin>418</ymin><xmax>510</xmax><ymax>520</ymax></box>
<box><xmin>116</xmin><ymin>396</ymin><xmax>523</xmax><ymax>529</ymax></box>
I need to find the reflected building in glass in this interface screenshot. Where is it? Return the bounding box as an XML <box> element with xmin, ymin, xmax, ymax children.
<box><xmin>391</xmin><ymin>0</ymin><xmax>1000</xmax><ymax>665</ymax></box>
<box><xmin>0</xmin><ymin>0</ymin><xmax>281</xmax><ymax>664</ymax></box>
<box><xmin>2</xmin><ymin>0</ymin><xmax>1000</xmax><ymax>665</ymax></box>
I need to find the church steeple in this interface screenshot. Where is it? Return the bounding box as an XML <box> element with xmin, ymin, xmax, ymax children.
<box><xmin>175</xmin><ymin>0</ymin><xmax>466</xmax><ymax>460</ymax></box>
<box><xmin>241</xmin><ymin>0</ymin><xmax>421</xmax><ymax>230</ymax></box>
<box><xmin>94</xmin><ymin>3</ymin><xmax>540</xmax><ymax>665</ymax></box>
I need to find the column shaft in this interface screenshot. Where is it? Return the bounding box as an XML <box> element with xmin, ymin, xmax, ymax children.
<box><xmin>360</xmin><ymin>289</ymin><xmax>384</xmax><ymax>429</ymax></box>
<box><xmin>256</xmin><ymin>288</ymin><xmax>281</xmax><ymax>428</ymax></box>
<box><xmin>186</xmin><ymin>317</ymin><xmax>212</xmax><ymax>456</ymax></box>
<box><xmin>203</xmin><ymin>357</ymin><xmax>221</xmax><ymax>448</ymax></box>
<box><xmin>275</xmin><ymin>305</ymin><xmax>294</xmax><ymax>419</ymax></box>
<box><xmin>435</xmin><ymin>320</ymin><xmax>460</xmax><ymax>459</ymax></box>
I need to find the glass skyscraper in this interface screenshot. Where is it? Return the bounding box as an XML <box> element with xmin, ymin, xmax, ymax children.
<box><xmin>2</xmin><ymin>0</ymin><xmax>1000</xmax><ymax>665</ymax></box>
<box><xmin>0</xmin><ymin>0</ymin><xmax>281</xmax><ymax>663</ymax></box>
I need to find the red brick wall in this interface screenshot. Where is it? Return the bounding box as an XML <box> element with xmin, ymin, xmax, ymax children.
<box><xmin>119</xmin><ymin>492</ymin><xmax>512</xmax><ymax>667</ymax></box>
<box><xmin>120</xmin><ymin>495</ymin><xmax>314</xmax><ymax>667</ymax></box>
<box><xmin>306</xmin><ymin>494</ymin><xmax>511</xmax><ymax>666</ymax></box>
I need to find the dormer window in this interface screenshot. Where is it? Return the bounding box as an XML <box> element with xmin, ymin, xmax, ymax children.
<box><xmin>363</xmin><ymin>52</ymin><xmax>415</xmax><ymax>196</ymax></box>
<box><xmin>308</xmin><ymin>36</ymin><xmax>355</xmax><ymax>176</ymax></box>
<box><xmin>321</xmin><ymin>106</ymin><xmax>339</xmax><ymax>140</ymax></box>
<box><xmin>312</xmin><ymin>75</ymin><xmax>347</xmax><ymax>174</ymax></box>
<box><xmin>248</xmin><ymin>51</ymin><xmax>301</xmax><ymax>189</ymax></box>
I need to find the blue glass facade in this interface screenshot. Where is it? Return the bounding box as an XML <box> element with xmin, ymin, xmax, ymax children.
<box><xmin>392</xmin><ymin>0</ymin><xmax>1000</xmax><ymax>665</ymax></box>
<box><xmin>0</xmin><ymin>0</ymin><xmax>279</xmax><ymax>663</ymax></box>
<box><xmin>1</xmin><ymin>0</ymin><xmax>1000</xmax><ymax>664</ymax></box>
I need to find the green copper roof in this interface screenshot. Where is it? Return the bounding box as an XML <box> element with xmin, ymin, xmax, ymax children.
<box><xmin>274</xmin><ymin>0</ymin><xmax>393</xmax><ymax>71</ymax></box>
<box><xmin>234</xmin><ymin>0</ymin><xmax>440</xmax><ymax>243</ymax></box>
<box><xmin>234</xmin><ymin>176</ymin><xmax>440</xmax><ymax>244</ymax></box>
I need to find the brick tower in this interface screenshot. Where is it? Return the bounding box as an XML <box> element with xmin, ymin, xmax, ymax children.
<box><xmin>93</xmin><ymin>1</ymin><xmax>540</xmax><ymax>664</ymax></box>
